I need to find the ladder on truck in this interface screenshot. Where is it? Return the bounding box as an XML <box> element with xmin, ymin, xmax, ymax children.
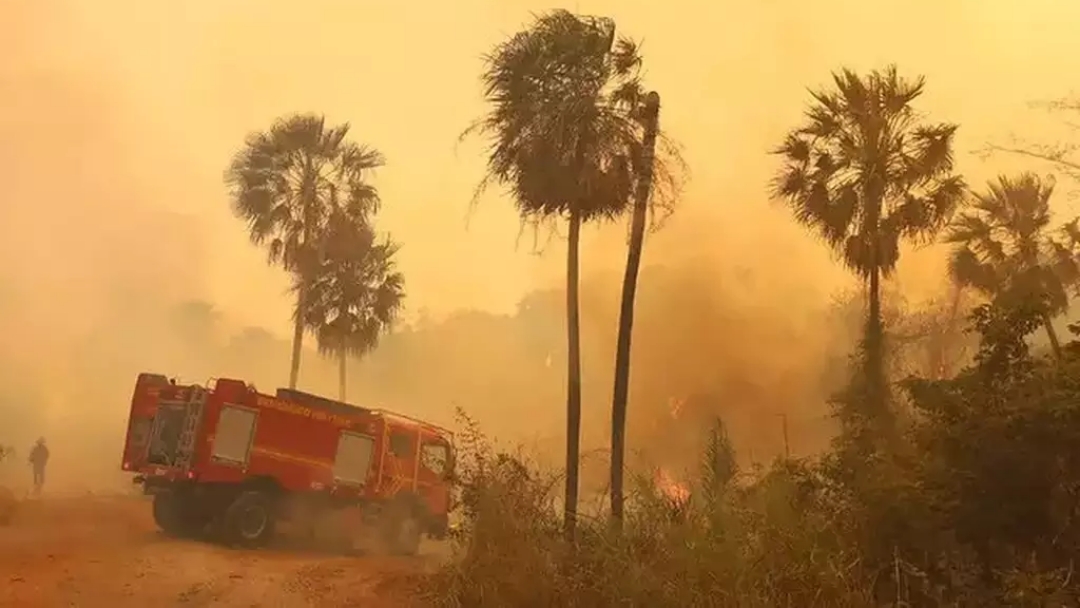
<box><xmin>174</xmin><ymin>386</ymin><xmax>208</xmax><ymax>469</ymax></box>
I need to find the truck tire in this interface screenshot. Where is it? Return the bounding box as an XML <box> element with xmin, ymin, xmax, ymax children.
<box><xmin>381</xmin><ymin>499</ymin><xmax>422</xmax><ymax>556</ymax></box>
<box><xmin>153</xmin><ymin>491</ymin><xmax>203</xmax><ymax>537</ymax></box>
<box><xmin>222</xmin><ymin>490</ymin><xmax>276</xmax><ymax>548</ymax></box>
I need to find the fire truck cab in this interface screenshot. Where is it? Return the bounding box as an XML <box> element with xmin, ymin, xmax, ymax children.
<box><xmin>120</xmin><ymin>373</ymin><xmax>454</xmax><ymax>555</ymax></box>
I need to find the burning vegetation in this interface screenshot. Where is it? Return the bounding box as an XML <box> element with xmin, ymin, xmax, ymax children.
<box><xmin>415</xmin><ymin>10</ymin><xmax>1080</xmax><ymax>608</ymax></box>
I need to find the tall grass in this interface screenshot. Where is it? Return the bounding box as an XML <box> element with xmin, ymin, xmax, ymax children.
<box><xmin>420</xmin><ymin>412</ymin><xmax>873</xmax><ymax>608</ymax></box>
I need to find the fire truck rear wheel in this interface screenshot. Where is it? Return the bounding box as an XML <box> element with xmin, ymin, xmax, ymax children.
<box><xmin>223</xmin><ymin>490</ymin><xmax>276</xmax><ymax>548</ymax></box>
<box><xmin>152</xmin><ymin>491</ymin><xmax>203</xmax><ymax>537</ymax></box>
<box><xmin>381</xmin><ymin>501</ymin><xmax>423</xmax><ymax>556</ymax></box>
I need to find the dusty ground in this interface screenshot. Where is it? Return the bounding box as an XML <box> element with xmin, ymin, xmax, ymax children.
<box><xmin>0</xmin><ymin>493</ymin><xmax>436</xmax><ymax>607</ymax></box>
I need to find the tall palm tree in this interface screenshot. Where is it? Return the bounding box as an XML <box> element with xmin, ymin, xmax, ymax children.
<box><xmin>225</xmin><ymin>113</ymin><xmax>384</xmax><ymax>389</ymax></box>
<box><xmin>298</xmin><ymin>211</ymin><xmax>404</xmax><ymax>402</ymax></box>
<box><xmin>466</xmin><ymin>10</ymin><xmax>656</xmax><ymax>536</ymax></box>
<box><xmin>946</xmin><ymin>173</ymin><xmax>1080</xmax><ymax>360</ymax></box>
<box><xmin>771</xmin><ymin>66</ymin><xmax>965</xmax><ymax>429</ymax></box>
<box><xmin>609</xmin><ymin>90</ymin><xmax>662</xmax><ymax>527</ymax></box>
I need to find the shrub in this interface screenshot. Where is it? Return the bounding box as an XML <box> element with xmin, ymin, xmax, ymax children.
<box><xmin>421</xmin><ymin>299</ymin><xmax>1080</xmax><ymax>607</ymax></box>
<box><xmin>420</xmin><ymin>414</ymin><xmax>872</xmax><ymax>608</ymax></box>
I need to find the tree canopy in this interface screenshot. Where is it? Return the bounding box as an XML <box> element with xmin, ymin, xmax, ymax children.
<box><xmin>225</xmin><ymin>113</ymin><xmax>384</xmax><ymax>275</ymax></box>
<box><xmin>771</xmin><ymin>66</ymin><xmax>965</xmax><ymax>280</ymax></box>
<box><xmin>299</xmin><ymin>211</ymin><xmax>405</xmax><ymax>360</ymax></box>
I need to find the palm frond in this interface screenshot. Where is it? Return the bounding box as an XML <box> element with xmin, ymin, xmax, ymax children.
<box><xmin>224</xmin><ymin>113</ymin><xmax>385</xmax><ymax>274</ymax></box>
<box><xmin>770</xmin><ymin>65</ymin><xmax>963</xmax><ymax>279</ymax></box>
<box><xmin>296</xmin><ymin>211</ymin><xmax>405</xmax><ymax>359</ymax></box>
<box><xmin>464</xmin><ymin>10</ymin><xmax>682</xmax><ymax>227</ymax></box>
<box><xmin>945</xmin><ymin>172</ymin><xmax>1080</xmax><ymax>314</ymax></box>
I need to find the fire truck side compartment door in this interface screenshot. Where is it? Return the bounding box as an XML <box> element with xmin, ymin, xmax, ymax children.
<box><xmin>333</xmin><ymin>432</ymin><xmax>375</xmax><ymax>486</ymax></box>
<box><xmin>211</xmin><ymin>405</ymin><xmax>258</xmax><ymax>466</ymax></box>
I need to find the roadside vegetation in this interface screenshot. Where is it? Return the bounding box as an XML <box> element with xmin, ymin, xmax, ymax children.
<box><xmin>204</xmin><ymin>7</ymin><xmax>1080</xmax><ymax>606</ymax></box>
<box><xmin>410</xmin><ymin>9</ymin><xmax>1080</xmax><ymax>608</ymax></box>
<box><xmin>419</xmin><ymin>301</ymin><xmax>1080</xmax><ymax>607</ymax></box>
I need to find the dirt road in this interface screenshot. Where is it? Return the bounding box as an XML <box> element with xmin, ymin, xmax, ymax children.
<box><xmin>0</xmin><ymin>494</ymin><xmax>433</xmax><ymax>607</ymax></box>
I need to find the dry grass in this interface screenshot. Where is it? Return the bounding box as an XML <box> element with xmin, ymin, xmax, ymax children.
<box><xmin>411</xmin><ymin>409</ymin><xmax>1080</xmax><ymax>608</ymax></box>
<box><xmin>417</xmin><ymin>412</ymin><xmax>874</xmax><ymax>608</ymax></box>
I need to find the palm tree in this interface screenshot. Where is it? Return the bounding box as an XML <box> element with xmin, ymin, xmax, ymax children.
<box><xmin>225</xmin><ymin>113</ymin><xmax>384</xmax><ymax>389</ymax></box>
<box><xmin>946</xmin><ymin>173</ymin><xmax>1080</xmax><ymax>360</ymax></box>
<box><xmin>299</xmin><ymin>211</ymin><xmax>404</xmax><ymax>402</ymax></box>
<box><xmin>466</xmin><ymin>10</ymin><xmax>658</xmax><ymax>536</ymax></box>
<box><xmin>610</xmin><ymin>90</ymin><xmax>662</xmax><ymax>527</ymax></box>
<box><xmin>771</xmin><ymin>66</ymin><xmax>965</xmax><ymax>429</ymax></box>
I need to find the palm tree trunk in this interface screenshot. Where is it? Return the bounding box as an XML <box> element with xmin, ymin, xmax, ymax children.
<box><xmin>563</xmin><ymin>205</ymin><xmax>583</xmax><ymax>541</ymax></box>
<box><xmin>289</xmin><ymin>281</ymin><xmax>306</xmax><ymax>389</ymax></box>
<box><xmin>861</xmin><ymin>179</ymin><xmax>889</xmax><ymax>431</ymax></box>
<box><xmin>339</xmin><ymin>345</ymin><xmax>348</xmax><ymax>402</ymax></box>
<box><xmin>928</xmin><ymin>284</ymin><xmax>964</xmax><ymax>380</ymax></box>
<box><xmin>942</xmin><ymin>284</ymin><xmax>964</xmax><ymax>377</ymax></box>
<box><xmin>290</xmin><ymin>162</ymin><xmax>317</xmax><ymax>390</ymax></box>
<box><xmin>866</xmin><ymin>265</ymin><xmax>887</xmax><ymax>419</ymax></box>
<box><xmin>1041</xmin><ymin>311</ymin><xmax>1063</xmax><ymax>360</ymax></box>
<box><xmin>610</xmin><ymin>92</ymin><xmax>661</xmax><ymax>529</ymax></box>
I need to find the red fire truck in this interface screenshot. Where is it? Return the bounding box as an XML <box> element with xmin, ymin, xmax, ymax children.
<box><xmin>120</xmin><ymin>373</ymin><xmax>454</xmax><ymax>555</ymax></box>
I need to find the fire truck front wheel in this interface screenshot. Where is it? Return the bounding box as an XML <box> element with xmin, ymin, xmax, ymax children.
<box><xmin>381</xmin><ymin>499</ymin><xmax>423</xmax><ymax>556</ymax></box>
<box><xmin>222</xmin><ymin>490</ymin><xmax>276</xmax><ymax>548</ymax></box>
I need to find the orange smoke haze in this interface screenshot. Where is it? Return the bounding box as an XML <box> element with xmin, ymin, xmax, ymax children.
<box><xmin>2</xmin><ymin>0</ymin><xmax>1080</xmax><ymax>493</ymax></box>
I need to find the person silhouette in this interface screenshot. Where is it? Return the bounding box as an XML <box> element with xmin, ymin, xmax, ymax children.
<box><xmin>28</xmin><ymin>437</ymin><xmax>49</xmax><ymax>496</ymax></box>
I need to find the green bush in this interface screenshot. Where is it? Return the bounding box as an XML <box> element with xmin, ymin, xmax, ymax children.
<box><xmin>421</xmin><ymin>298</ymin><xmax>1080</xmax><ymax>607</ymax></box>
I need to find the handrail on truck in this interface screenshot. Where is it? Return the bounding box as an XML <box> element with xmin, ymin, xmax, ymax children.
<box><xmin>372</xmin><ymin>408</ymin><xmax>454</xmax><ymax>438</ymax></box>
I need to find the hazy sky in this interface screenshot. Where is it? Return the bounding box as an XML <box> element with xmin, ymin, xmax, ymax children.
<box><xmin>5</xmin><ymin>0</ymin><xmax>1080</xmax><ymax>337</ymax></box>
<box><xmin>5</xmin><ymin>0</ymin><xmax>1080</xmax><ymax>491</ymax></box>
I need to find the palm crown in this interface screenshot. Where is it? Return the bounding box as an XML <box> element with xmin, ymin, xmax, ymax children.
<box><xmin>772</xmin><ymin>66</ymin><xmax>965</xmax><ymax>279</ymax></box>
<box><xmin>225</xmin><ymin>113</ymin><xmax>384</xmax><ymax>275</ymax></box>
<box><xmin>299</xmin><ymin>211</ymin><xmax>405</xmax><ymax>359</ymax></box>
<box><xmin>947</xmin><ymin>173</ymin><xmax>1080</xmax><ymax>315</ymax></box>
<box><xmin>468</xmin><ymin>10</ymin><xmax>674</xmax><ymax>224</ymax></box>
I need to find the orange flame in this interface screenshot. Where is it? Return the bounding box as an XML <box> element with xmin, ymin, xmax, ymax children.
<box><xmin>654</xmin><ymin>468</ymin><xmax>690</xmax><ymax>506</ymax></box>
